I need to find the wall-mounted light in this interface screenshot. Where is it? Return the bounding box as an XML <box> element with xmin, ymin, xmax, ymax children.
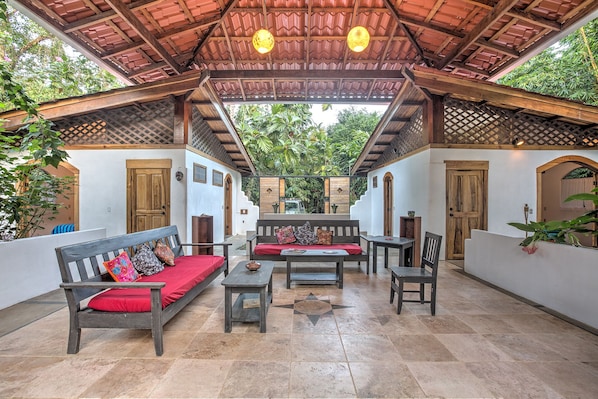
<box><xmin>347</xmin><ymin>26</ymin><xmax>370</xmax><ymax>52</ymax></box>
<box><xmin>175</xmin><ymin>169</ymin><xmax>184</xmax><ymax>181</ymax></box>
<box><xmin>512</xmin><ymin>137</ymin><xmax>524</xmax><ymax>146</ymax></box>
<box><xmin>252</xmin><ymin>29</ymin><xmax>274</xmax><ymax>54</ymax></box>
<box><xmin>337</xmin><ymin>187</ymin><xmax>343</xmax><ymax>193</ymax></box>
<box><xmin>266</xmin><ymin>187</ymin><xmax>272</xmax><ymax>193</ymax></box>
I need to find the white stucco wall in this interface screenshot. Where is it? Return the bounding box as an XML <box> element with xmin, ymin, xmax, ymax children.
<box><xmin>66</xmin><ymin>148</ymin><xmax>255</xmax><ymax>242</ymax></box>
<box><xmin>351</xmin><ymin>147</ymin><xmax>598</xmax><ymax>260</ymax></box>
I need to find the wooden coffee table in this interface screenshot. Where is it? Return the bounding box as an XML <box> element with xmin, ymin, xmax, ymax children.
<box><xmin>281</xmin><ymin>249</ymin><xmax>348</xmax><ymax>289</ymax></box>
<box><xmin>221</xmin><ymin>260</ymin><xmax>274</xmax><ymax>333</ymax></box>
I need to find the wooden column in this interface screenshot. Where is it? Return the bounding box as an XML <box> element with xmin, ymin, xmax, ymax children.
<box><xmin>422</xmin><ymin>95</ymin><xmax>444</xmax><ymax>144</ymax></box>
<box><xmin>173</xmin><ymin>95</ymin><xmax>191</xmax><ymax>144</ymax></box>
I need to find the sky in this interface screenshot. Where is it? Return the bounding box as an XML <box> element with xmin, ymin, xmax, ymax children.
<box><xmin>310</xmin><ymin>104</ymin><xmax>389</xmax><ymax>127</ymax></box>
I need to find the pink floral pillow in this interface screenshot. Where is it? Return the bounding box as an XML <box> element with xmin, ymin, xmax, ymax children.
<box><xmin>276</xmin><ymin>225</ymin><xmax>297</xmax><ymax>244</ymax></box>
<box><xmin>316</xmin><ymin>228</ymin><xmax>333</xmax><ymax>245</ymax></box>
<box><xmin>103</xmin><ymin>252</ymin><xmax>140</xmax><ymax>282</ymax></box>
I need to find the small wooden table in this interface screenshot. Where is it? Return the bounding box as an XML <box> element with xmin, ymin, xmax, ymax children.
<box><xmin>363</xmin><ymin>236</ymin><xmax>415</xmax><ymax>273</ymax></box>
<box><xmin>221</xmin><ymin>260</ymin><xmax>274</xmax><ymax>333</ymax></box>
<box><xmin>281</xmin><ymin>249</ymin><xmax>348</xmax><ymax>289</ymax></box>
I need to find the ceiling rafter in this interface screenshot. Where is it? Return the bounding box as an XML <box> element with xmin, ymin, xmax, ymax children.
<box><xmin>382</xmin><ymin>0</ymin><xmax>430</xmax><ymax>67</ymax></box>
<box><xmin>437</xmin><ymin>0</ymin><xmax>520</xmax><ymax>70</ymax></box>
<box><xmin>103</xmin><ymin>0</ymin><xmax>183</xmax><ymax>74</ymax></box>
<box><xmin>185</xmin><ymin>0</ymin><xmax>239</xmax><ymax>69</ymax></box>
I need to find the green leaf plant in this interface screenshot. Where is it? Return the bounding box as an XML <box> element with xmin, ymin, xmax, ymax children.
<box><xmin>1</xmin><ymin>21</ymin><xmax>70</xmax><ymax>240</ymax></box>
<box><xmin>508</xmin><ymin>187</ymin><xmax>598</xmax><ymax>253</ymax></box>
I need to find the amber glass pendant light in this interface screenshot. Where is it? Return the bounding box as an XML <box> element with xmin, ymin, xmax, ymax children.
<box><xmin>347</xmin><ymin>26</ymin><xmax>370</xmax><ymax>52</ymax></box>
<box><xmin>252</xmin><ymin>29</ymin><xmax>275</xmax><ymax>54</ymax></box>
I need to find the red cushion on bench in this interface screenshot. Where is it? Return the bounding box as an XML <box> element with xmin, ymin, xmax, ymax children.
<box><xmin>88</xmin><ymin>255</ymin><xmax>225</xmax><ymax>312</ymax></box>
<box><xmin>254</xmin><ymin>243</ymin><xmax>363</xmax><ymax>255</ymax></box>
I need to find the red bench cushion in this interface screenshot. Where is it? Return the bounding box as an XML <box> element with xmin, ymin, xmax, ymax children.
<box><xmin>88</xmin><ymin>255</ymin><xmax>225</xmax><ymax>312</ymax></box>
<box><xmin>254</xmin><ymin>243</ymin><xmax>363</xmax><ymax>255</ymax></box>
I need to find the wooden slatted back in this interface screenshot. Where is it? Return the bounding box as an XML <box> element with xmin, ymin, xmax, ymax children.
<box><xmin>421</xmin><ymin>232</ymin><xmax>443</xmax><ymax>275</ymax></box>
<box><xmin>255</xmin><ymin>219</ymin><xmax>362</xmax><ymax>244</ymax></box>
<box><xmin>55</xmin><ymin>226</ymin><xmax>183</xmax><ymax>302</ymax></box>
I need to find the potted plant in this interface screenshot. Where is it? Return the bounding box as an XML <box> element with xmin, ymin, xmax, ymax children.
<box><xmin>508</xmin><ymin>188</ymin><xmax>598</xmax><ymax>253</ymax></box>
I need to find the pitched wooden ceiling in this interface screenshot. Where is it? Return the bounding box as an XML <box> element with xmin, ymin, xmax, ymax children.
<box><xmin>12</xmin><ymin>0</ymin><xmax>598</xmax><ymax>104</ymax></box>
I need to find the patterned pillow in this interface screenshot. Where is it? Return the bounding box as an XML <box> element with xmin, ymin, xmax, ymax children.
<box><xmin>316</xmin><ymin>228</ymin><xmax>333</xmax><ymax>245</ymax></box>
<box><xmin>275</xmin><ymin>225</ymin><xmax>297</xmax><ymax>244</ymax></box>
<box><xmin>295</xmin><ymin>221</ymin><xmax>317</xmax><ymax>245</ymax></box>
<box><xmin>154</xmin><ymin>241</ymin><xmax>175</xmax><ymax>266</ymax></box>
<box><xmin>132</xmin><ymin>244</ymin><xmax>164</xmax><ymax>276</ymax></box>
<box><xmin>103</xmin><ymin>252</ymin><xmax>140</xmax><ymax>282</ymax></box>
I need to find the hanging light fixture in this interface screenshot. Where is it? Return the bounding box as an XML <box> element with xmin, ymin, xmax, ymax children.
<box><xmin>252</xmin><ymin>29</ymin><xmax>275</xmax><ymax>54</ymax></box>
<box><xmin>347</xmin><ymin>26</ymin><xmax>370</xmax><ymax>52</ymax></box>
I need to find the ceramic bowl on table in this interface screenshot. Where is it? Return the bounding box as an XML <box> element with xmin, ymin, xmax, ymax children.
<box><xmin>246</xmin><ymin>261</ymin><xmax>261</xmax><ymax>271</ymax></box>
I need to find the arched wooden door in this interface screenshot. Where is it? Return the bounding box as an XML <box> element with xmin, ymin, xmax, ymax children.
<box><xmin>383</xmin><ymin>172</ymin><xmax>393</xmax><ymax>236</ymax></box>
<box><xmin>224</xmin><ymin>174</ymin><xmax>233</xmax><ymax>236</ymax></box>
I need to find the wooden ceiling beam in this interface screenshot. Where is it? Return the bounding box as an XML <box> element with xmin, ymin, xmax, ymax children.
<box><xmin>2</xmin><ymin>72</ymin><xmax>203</xmax><ymax>129</ymax></box>
<box><xmin>351</xmin><ymin>80</ymin><xmax>414</xmax><ymax>175</ymax></box>
<box><xmin>437</xmin><ymin>0</ymin><xmax>519</xmax><ymax>70</ymax></box>
<box><xmin>382</xmin><ymin>0</ymin><xmax>430</xmax><ymax>67</ymax></box>
<box><xmin>104</xmin><ymin>0</ymin><xmax>183</xmax><ymax>74</ymax></box>
<box><xmin>64</xmin><ymin>0</ymin><xmax>163</xmax><ymax>32</ymax></box>
<box><xmin>101</xmin><ymin>15</ymin><xmax>221</xmax><ymax>59</ymax></box>
<box><xmin>404</xmin><ymin>66</ymin><xmax>598</xmax><ymax>124</ymax></box>
<box><xmin>210</xmin><ymin>70</ymin><xmax>404</xmax><ymax>80</ymax></box>
<box><xmin>185</xmin><ymin>0</ymin><xmax>239</xmax><ymax>69</ymax></box>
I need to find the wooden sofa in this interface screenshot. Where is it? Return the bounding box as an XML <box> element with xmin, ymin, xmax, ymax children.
<box><xmin>247</xmin><ymin>219</ymin><xmax>369</xmax><ymax>272</ymax></box>
<box><xmin>55</xmin><ymin>225</ymin><xmax>230</xmax><ymax>356</ymax></box>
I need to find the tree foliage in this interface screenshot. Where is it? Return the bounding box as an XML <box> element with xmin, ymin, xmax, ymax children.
<box><xmin>1</xmin><ymin>0</ymin><xmax>71</xmax><ymax>240</ymax></box>
<box><xmin>498</xmin><ymin>19</ymin><xmax>598</xmax><ymax>105</ymax></box>
<box><xmin>232</xmin><ymin>104</ymin><xmax>381</xmax><ymax>209</ymax></box>
<box><xmin>0</xmin><ymin>4</ymin><xmax>122</xmax><ymax>108</ymax></box>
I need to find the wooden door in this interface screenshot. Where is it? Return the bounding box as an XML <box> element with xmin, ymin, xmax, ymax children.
<box><xmin>383</xmin><ymin>172</ymin><xmax>393</xmax><ymax>236</ymax></box>
<box><xmin>224</xmin><ymin>174</ymin><xmax>233</xmax><ymax>236</ymax></box>
<box><xmin>127</xmin><ymin>159</ymin><xmax>171</xmax><ymax>233</ymax></box>
<box><xmin>445</xmin><ymin>161</ymin><xmax>488</xmax><ymax>260</ymax></box>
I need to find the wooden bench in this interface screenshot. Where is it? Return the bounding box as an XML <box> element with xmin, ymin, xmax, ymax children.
<box><xmin>55</xmin><ymin>225</ymin><xmax>230</xmax><ymax>356</ymax></box>
<box><xmin>246</xmin><ymin>219</ymin><xmax>369</xmax><ymax>272</ymax></box>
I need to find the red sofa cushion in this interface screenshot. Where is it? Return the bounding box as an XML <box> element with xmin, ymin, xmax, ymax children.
<box><xmin>254</xmin><ymin>243</ymin><xmax>363</xmax><ymax>256</ymax></box>
<box><xmin>88</xmin><ymin>255</ymin><xmax>225</xmax><ymax>312</ymax></box>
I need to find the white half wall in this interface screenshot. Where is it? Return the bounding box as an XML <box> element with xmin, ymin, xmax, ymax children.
<box><xmin>0</xmin><ymin>229</ymin><xmax>106</xmax><ymax>310</ymax></box>
<box><xmin>465</xmin><ymin>229</ymin><xmax>598</xmax><ymax>330</ymax></box>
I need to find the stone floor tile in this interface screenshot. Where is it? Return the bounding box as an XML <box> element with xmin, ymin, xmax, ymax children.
<box><xmin>407</xmin><ymin>361</ymin><xmax>495</xmax><ymax>398</ymax></box>
<box><xmin>219</xmin><ymin>360</ymin><xmax>290</xmax><ymax>398</ymax></box>
<box><xmin>483</xmin><ymin>333</ymin><xmax>567</xmax><ymax>361</ymax></box>
<box><xmin>183</xmin><ymin>332</ymin><xmax>291</xmax><ymax>361</ymax></box>
<box><xmin>466</xmin><ymin>361</ymin><xmax>566</xmax><ymax>399</ymax></box>
<box><xmin>341</xmin><ymin>334</ymin><xmax>402</xmax><ymax>362</ymax></box>
<box><xmin>291</xmin><ymin>333</ymin><xmax>347</xmax><ymax>362</ymax></box>
<box><xmin>350</xmin><ymin>361</ymin><xmax>425</xmax><ymax>398</ymax></box>
<box><xmin>149</xmin><ymin>359</ymin><xmax>232</xmax><ymax>398</ymax></box>
<box><xmin>389</xmin><ymin>334</ymin><xmax>457</xmax><ymax>362</ymax></box>
<box><xmin>417</xmin><ymin>314</ymin><xmax>477</xmax><ymax>334</ymax></box>
<box><xmin>436</xmin><ymin>333</ymin><xmax>512</xmax><ymax>362</ymax></box>
<box><xmin>523</xmin><ymin>361</ymin><xmax>598</xmax><ymax>398</ymax></box>
<box><xmin>289</xmin><ymin>361</ymin><xmax>355</xmax><ymax>398</ymax></box>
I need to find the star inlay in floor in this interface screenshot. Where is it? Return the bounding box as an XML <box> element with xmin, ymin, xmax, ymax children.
<box><xmin>276</xmin><ymin>293</ymin><xmax>353</xmax><ymax>325</ymax></box>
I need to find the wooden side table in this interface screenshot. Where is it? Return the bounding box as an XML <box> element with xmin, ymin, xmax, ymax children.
<box><xmin>221</xmin><ymin>260</ymin><xmax>274</xmax><ymax>333</ymax></box>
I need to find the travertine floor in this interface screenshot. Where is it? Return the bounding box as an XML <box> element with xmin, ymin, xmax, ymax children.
<box><xmin>1</xmin><ymin>253</ymin><xmax>597</xmax><ymax>398</ymax></box>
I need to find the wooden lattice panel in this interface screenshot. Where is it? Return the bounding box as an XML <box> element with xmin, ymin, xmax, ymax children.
<box><xmin>56</xmin><ymin>99</ymin><xmax>174</xmax><ymax>145</ymax></box>
<box><xmin>191</xmin><ymin>108</ymin><xmax>235</xmax><ymax>167</ymax></box>
<box><xmin>444</xmin><ymin>99</ymin><xmax>598</xmax><ymax>147</ymax></box>
<box><xmin>444</xmin><ymin>99</ymin><xmax>506</xmax><ymax>145</ymax></box>
<box><xmin>374</xmin><ymin>108</ymin><xmax>425</xmax><ymax>168</ymax></box>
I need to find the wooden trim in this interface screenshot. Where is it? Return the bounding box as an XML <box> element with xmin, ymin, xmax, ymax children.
<box><xmin>65</xmin><ymin>144</ymin><xmax>187</xmax><ymax>150</ymax></box>
<box><xmin>444</xmin><ymin>160</ymin><xmax>489</xmax><ymax>171</ymax></box>
<box><xmin>126</xmin><ymin>159</ymin><xmax>172</xmax><ymax>169</ymax></box>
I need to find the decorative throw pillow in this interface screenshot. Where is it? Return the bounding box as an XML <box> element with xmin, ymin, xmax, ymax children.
<box><xmin>316</xmin><ymin>228</ymin><xmax>333</xmax><ymax>245</ymax></box>
<box><xmin>295</xmin><ymin>221</ymin><xmax>318</xmax><ymax>245</ymax></box>
<box><xmin>103</xmin><ymin>252</ymin><xmax>140</xmax><ymax>282</ymax></box>
<box><xmin>132</xmin><ymin>244</ymin><xmax>164</xmax><ymax>276</ymax></box>
<box><xmin>275</xmin><ymin>225</ymin><xmax>297</xmax><ymax>244</ymax></box>
<box><xmin>154</xmin><ymin>241</ymin><xmax>175</xmax><ymax>266</ymax></box>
